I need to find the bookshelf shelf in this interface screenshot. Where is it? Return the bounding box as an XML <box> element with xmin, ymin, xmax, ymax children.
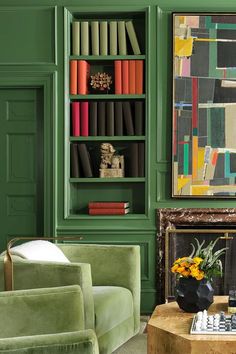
<box><xmin>69</xmin><ymin>177</ymin><xmax>145</xmax><ymax>183</ymax></box>
<box><xmin>68</xmin><ymin>213</ymin><xmax>147</xmax><ymax>219</ymax></box>
<box><xmin>69</xmin><ymin>94</ymin><xmax>146</xmax><ymax>100</ymax></box>
<box><xmin>70</xmin><ymin>136</ymin><xmax>145</xmax><ymax>141</ymax></box>
<box><xmin>70</xmin><ymin>55</ymin><xmax>146</xmax><ymax>60</ymax></box>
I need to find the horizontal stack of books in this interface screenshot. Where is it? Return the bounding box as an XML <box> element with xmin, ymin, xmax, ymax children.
<box><xmin>71</xmin><ymin>19</ymin><xmax>141</xmax><ymax>56</ymax></box>
<box><xmin>88</xmin><ymin>201</ymin><xmax>130</xmax><ymax>215</ymax></box>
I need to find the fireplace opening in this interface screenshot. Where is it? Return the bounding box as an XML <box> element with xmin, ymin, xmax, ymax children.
<box><xmin>157</xmin><ymin>208</ymin><xmax>236</xmax><ymax>303</ymax></box>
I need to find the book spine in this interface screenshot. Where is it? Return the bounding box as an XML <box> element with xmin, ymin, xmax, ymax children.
<box><xmin>138</xmin><ymin>142</ymin><xmax>145</xmax><ymax>177</ymax></box>
<box><xmin>106</xmin><ymin>101</ymin><xmax>114</xmax><ymax>136</ymax></box>
<box><xmin>70</xmin><ymin>60</ymin><xmax>77</xmax><ymax>95</ymax></box>
<box><xmin>134</xmin><ymin>101</ymin><xmax>144</xmax><ymax>135</ymax></box>
<box><xmin>122</xmin><ymin>101</ymin><xmax>134</xmax><ymax>135</ymax></box>
<box><xmin>135</xmin><ymin>60</ymin><xmax>144</xmax><ymax>94</ymax></box>
<box><xmin>118</xmin><ymin>21</ymin><xmax>127</xmax><ymax>55</ymax></box>
<box><xmin>72</xmin><ymin>21</ymin><xmax>80</xmax><ymax>56</ymax></box>
<box><xmin>122</xmin><ymin>60</ymin><xmax>129</xmax><ymax>94</ymax></box>
<box><xmin>81</xmin><ymin>21</ymin><xmax>89</xmax><ymax>55</ymax></box>
<box><xmin>129</xmin><ymin>60</ymin><xmax>136</xmax><ymax>95</ymax></box>
<box><xmin>114</xmin><ymin>60</ymin><xmax>122</xmax><ymax>94</ymax></box>
<box><xmin>89</xmin><ymin>101</ymin><xmax>98</xmax><ymax>136</ymax></box>
<box><xmin>70</xmin><ymin>143</ymin><xmax>80</xmax><ymax>178</ymax></box>
<box><xmin>78</xmin><ymin>60</ymin><xmax>89</xmax><ymax>95</ymax></box>
<box><xmin>78</xmin><ymin>143</ymin><xmax>93</xmax><ymax>177</ymax></box>
<box><xmin>125</xmin><ymin>20</ymin><xmax>141</xmax><ymax>55</ymax></box>
<box><xmin>98</xmin><ymin>101</ymin><xmax>106</xmax><ymax>136</ymax></box>
<box><xmin>89</xmin><ymin>202</ymin><xmax>129</xmax><ymax>208</ymax></box>
<box><xmin>115</xmin><ymin>101</ymin><xmax>123</xmax><ymax>136</ymax></box>
<box><xmin>109</xmin><ymin>21</ymin><xmax>117</xmax><ymax>55</ymax></box>
<box><xmin>89</xmin><ymin>208</ymin><xmax>129</xmax><ymax>215</ymax></box>
<box><xmin>71</xmin><ymin>101</ymin><xmax>80</xmax><ymax>136</ymax></box>
<box><xmin>80</xmin><ymin>101</ymin><xmax>89</xmax><ymax>136</ymax></box>
<box><xmin>100</xmin><ymin>21</ymin><xmax>108</xmax><ymax>55</ymax></box>
<box><xmin>91</xmin><ymin>21</ymin><xmax>99</xmax><ymax>55</ymax></box>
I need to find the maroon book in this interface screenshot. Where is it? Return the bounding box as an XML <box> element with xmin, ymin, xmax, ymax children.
<box><xmin>80</xmin><ymin>101</ymin><xmax>89</xmax><ymax>136</ymax></box>
<box><xmin>71</xmin><ymin>102</ymin><xmax>80</xmax><ymax>136</ymax></box>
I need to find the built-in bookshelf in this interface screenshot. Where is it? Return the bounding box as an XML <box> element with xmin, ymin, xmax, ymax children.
<box><xmin>64</xmin><ymin>8</ymin><xmax>148</xmax><ymax>217</ymax></box>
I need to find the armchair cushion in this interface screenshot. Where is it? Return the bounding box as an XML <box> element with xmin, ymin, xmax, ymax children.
<box><xmin>93</xmin><ymin>286</ymin><xmax>133</xmax><ymax>338</ymax></box>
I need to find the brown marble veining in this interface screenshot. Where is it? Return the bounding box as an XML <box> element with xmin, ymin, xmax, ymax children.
<box><xmin>156</xmin><ymin>208</ymin><xmax>236</xmax><ymax>303</ymax></box>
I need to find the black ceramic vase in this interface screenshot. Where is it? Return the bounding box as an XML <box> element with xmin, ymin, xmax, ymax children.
<box><xmin>175</xmin><ymin>277</ymin><xmax>214</xmax><ymax>313</ymax></box>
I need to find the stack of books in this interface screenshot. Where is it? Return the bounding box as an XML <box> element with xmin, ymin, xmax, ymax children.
<box><xmin>88</xmin><ymin>201</ymin><xmax>130</xmax><ymax>215</ymax></box>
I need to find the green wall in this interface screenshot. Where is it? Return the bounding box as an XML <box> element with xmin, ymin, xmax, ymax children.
<box><xmin>1</xmin><ymin>0</ymin><xmax>236</xmax><ymax>313</ymax></box>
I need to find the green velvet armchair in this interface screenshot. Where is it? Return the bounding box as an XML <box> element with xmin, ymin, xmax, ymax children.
<box><xmin>0</xmin><ymin>285</ymin><xmax>99</xmax><ymax>354</ymax></box>
<box><xmin>0</xmin><ymin>243</ymin><xmax>140</xmax><ymax>354</ymax></box>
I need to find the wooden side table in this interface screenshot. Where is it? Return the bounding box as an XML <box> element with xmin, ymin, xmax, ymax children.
<box><xmin>147</xmin><ymin>296</ymin><xmax>236</xmax><ymax>354</ymax></box>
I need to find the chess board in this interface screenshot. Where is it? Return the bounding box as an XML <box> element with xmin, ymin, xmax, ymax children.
<box><xmin>190</xmin><ymin>310</ymin><xmax>236</xmax><ymax>334</ymax></box>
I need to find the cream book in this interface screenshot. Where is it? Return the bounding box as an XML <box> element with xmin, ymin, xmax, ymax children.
<box><xmin>125</xmin><ymin>20</ymin><xmax>141</xmax><ymax>55</ymax></box>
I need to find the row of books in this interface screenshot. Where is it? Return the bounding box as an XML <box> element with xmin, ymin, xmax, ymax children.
<box><xmin>114</xmin><ymin>60</ymin><xmax>143</xmax><ymax>95</ymax></box>
<box><xmin>70</xmin><ymin>142</ymin><xmax>145</xmax><ymax>178</ymax></box>
<box><xmin>69</xmin><ymin>60</ymin><xmax>144</xmax><ymax>95</ymax></box>
<box><xmin>88</xmin><ymin>201</ymin><xmax>130</xmax><ymax>215</ymax></box>
<box><xmin>72</xmin><ymin>20</ymin><xmax>141</xmax><ymax>56</ymax></box>
<box><xmin>71</xmin><ymin>100</ymin><xmax>144</xmax><ymax>137</ymax></box>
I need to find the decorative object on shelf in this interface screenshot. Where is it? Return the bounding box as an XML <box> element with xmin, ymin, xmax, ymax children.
<box><xmin>171</xmin><ymin>237</ymin><xmax>227</xmax><ymax>312</ymax></box>
<box><xmin>99</xmin><ymin>143</ymin><xmax>124</xmax><ymax>177</ymax></box>
<box><xmin>90</xmin><ymin>72</ymin><xmax>112</xmax><ymax>93</ymax></box>
<box><xmin>172</xmin><ymin>13</ymin><xmax>236</xmax><ymax>198</ymax></box>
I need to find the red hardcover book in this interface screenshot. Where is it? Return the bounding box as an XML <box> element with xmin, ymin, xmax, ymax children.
<box><xmin>114</xmin><ymin>60</ymin><xmax>122</xmax><ymax>94</ymax></box>
<box><xmin>89</xmin><ymin>201</ymin><xmax>129</xmax><ymax>209</ymax></box>
<box><xmin>122</xmin><ymin>60</ymin><xmax>129</xmax><ymax>94</ymax></box>
<box><xmin>71</xmin><ymin>101</ymin><xmax>80</xmax><ymax>136</ymax></box>
<box><xmin>135</xmin><ymin>60</ymin><xmax>143</xmax><ymax>94</ymax></box>
<box><xmin>70</xmin><ymin>60</ymin><xmax>77</xmax><ymax>95</ymax></box>
<box><xmin>78</xmin><ymin>60</ymin><xmax>90</xmax><ymax>94</ymax></box>
<box><xmin>129</xmin><ymin>60</ymin><xmax>136</xmax><ymax>94</ymax></box>
<box><xmin>89</xmin><ymin>208</ymin><xmax>130</xmax><ymax>215</ymax></box>
<box><xmin>80</xmin><ymin>101</ymin><xmax>89</xmax><ymax>136</ymax></box>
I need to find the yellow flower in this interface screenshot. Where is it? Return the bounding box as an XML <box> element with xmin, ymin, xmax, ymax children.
<box><xmin>182</xmin><ymin>270</ymin><xmax>190</xmax><ymax>277</ymax></box>
<box><xmin>193</xmin><ymin>257</ymin><xmax>203</xmax><ymax>266</ymax></box>
<box><xmin>177</xmin><ymin>266</ymin><xmax>185</xmax><ymax>274</ymax></box>
<box><xmin>171</xmin><ymin>264</ymin><xmax>179</xmax><ymax>273</ymax></box>
<box><xmin>195</xmin><ymin>271</ymin><xmax>204</xmax><ymax>280</ymax></box>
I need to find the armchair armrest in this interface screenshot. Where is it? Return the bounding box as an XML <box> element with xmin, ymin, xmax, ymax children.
<box><xmin>0</xmin><ymin>330</ymin><xmax>99</xmax><ymax>354</ymax></box>
<box><xmin>59</xmin><ymin>244</ymin><xmax>141</xmax><ymax>332</ymax></box>
<box><xmin>0</xmin><ymin>257</ymin><xmax>94</xmax><ymax>330</ymax></box>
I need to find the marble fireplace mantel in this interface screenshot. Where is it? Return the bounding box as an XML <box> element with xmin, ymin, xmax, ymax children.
<box><xmin>156</xmin><ymin>208</ymin><xmax>236</xmax><ymax>303</ymax></box>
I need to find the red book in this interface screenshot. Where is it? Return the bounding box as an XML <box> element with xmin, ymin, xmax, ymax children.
<box><xmin>129</xmin><ymin>60</ymin><xmax>136</xmax><ymax>94</ymax></box>
<box><xmin>114</xmin><ymin>60</ymin><xmax>122</xmax><ymax>94</ymax></box>
<box><xmin>70</xmin><ymin>60</ymin><xmax>77</xmax><ymax>95</ymax></box>
<box><xmin>135</xmin><ymin>60</ymin><xmax>143</xmax><ymax>94</ymax></box>
<box><xmin>122</xmin><ymin>60</ymin><xmax>129</xmax><ymax>94</ymax></box>
<box><xmin>89</xmin><ymin>201</ymin><xmax>129</xmax><ymax>209</ymax></box>
<box><xmin>71</xmin><ymin>102</ymin><xmax>80</xmax><ymax>136</ymax></box>
<box><xmin>89</xmin><ymin>208</ymin><xmax>130</xmax><ymax>215</ymax></box>
<box><xmin>78</xmin><ymin>60</ymin><xmax>90</xmax><ymax>94</ymax></box>
<box><xmin>80</xmin><ymin>101</ymin><xmax>89</xmax><ymax>136</ymax></box>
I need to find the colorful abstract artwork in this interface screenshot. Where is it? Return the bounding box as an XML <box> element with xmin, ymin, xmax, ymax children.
<box><xmin>173</xmin><ymin>14</ymin><xmax>236</xmax><ymax>197</ymax></box>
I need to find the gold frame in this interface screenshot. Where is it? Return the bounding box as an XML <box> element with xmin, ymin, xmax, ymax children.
<box><xmin>4</xmin><ymin>236</ymin><xmax>83</xmax><ymax>291</ymax></box>
<box><xmin>165</xmin><ymin>227</ymin><xmax>236</xmax><ymax>301</ymax></box>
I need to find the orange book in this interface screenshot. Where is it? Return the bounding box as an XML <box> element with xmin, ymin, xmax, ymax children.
<box><xmin>129</xmin><ymin>60</ymin><xmax>136</xmax><ymax>94</ymax></box>
<box><xmin>78</xmin><ymin>60</ymin><xmax>90</xmax><ymax>95</ymax></box>
<box><xmin>135</xmin><ymin>60</ymin><xmax>144</xmax><ymax>94</ymax></box>
<box><xmin>70</xmin><ymin>60</ymin><xmax>77</xmax><ymax>95</ymax></box>
<box><xmin>114</xmin><ymin>60</ymin><xmax>122</xmax><ymax>94</ymax></box>
<box><xmin>122</xmin><ymin>60</ymin><xmax>129</xmax><ymax>94</ymax></box>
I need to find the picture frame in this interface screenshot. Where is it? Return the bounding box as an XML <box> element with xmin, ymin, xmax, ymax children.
<box><xmin>172</xmin><ymin>13</ymin><xmax>236</xmax><ymax>198</ymax></box>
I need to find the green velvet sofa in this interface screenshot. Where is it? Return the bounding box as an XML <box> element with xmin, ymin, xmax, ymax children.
<box><xmin>0</xmin><ymin>244</ymin><xmax>140</xmax><ymax>354</ymax></box>
<box><xmin>0</xmin><ymin>285</ymin><xmax>99</xmax><ymax>354</ymax></box>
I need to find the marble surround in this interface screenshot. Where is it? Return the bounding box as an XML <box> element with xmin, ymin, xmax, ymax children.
<box><xmin>156</xmin><ymin>208</ymin><xmax>236</xmax><ymax>303</ymax></box>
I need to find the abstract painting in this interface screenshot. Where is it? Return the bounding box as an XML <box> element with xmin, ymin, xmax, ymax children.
<box><xmin>173</xmin><ymin>14</ymin><xmax>236</xmax><ymax>197</ymax></box>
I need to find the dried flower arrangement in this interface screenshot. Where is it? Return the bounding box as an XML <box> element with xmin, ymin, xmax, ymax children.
<box><xmin>90</xmin><ymin>72</ymin><xmax>112</xmax><ymax>92</ymax></box>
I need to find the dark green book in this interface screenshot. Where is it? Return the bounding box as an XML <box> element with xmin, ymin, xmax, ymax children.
<box><xmin>98</xmin><ymin>101</ymin><xmax>106</xmax><ymax>136</ymax></box>
<box><xmin>123</xmin><ymin>101</ymin><xmax>134</xmax><ymax>135</ymax></box>
<box><xmin>106</xmin><ymin>101</ymin><xmax>114</xmax><ymax>136</ymax></box>
<box><xmin>129</xmin><ymin>143</ymin><xmax>139</xmax><ymax>177</ymax></box>
<box><xmin>77</xmin><ymin>143</ymin><xmax>93</xmax><ymax>177</ymax></box>
<box><xmin>138</xmin><ymin>142</ymin><xmax>145</xmax><ymax>177</ymax></box>
<box><xmin>134</xmin><ymin>101</ymin><xmax>144</xmax><ymax>135</ymax></box>
<box><xmin>115</xmin><ymin>101</ymin><xmax>123</xmax><ymax>136</ymax></box>
<box><xmin>70</xmin><ymin>143</ymin><xmax>80</xmax><ymax>178</ymax></box>
<box><xmin>89</xmin><ymin>101</ymin><xmax>98</xmax><ymax>136</ymax></box>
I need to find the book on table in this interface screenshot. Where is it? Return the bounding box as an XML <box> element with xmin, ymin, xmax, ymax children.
<box><xmin>89</xmin><ymin>201</ymin><xmax>129</xmax><ymax>208</ymax></box>
<box><xmin>89</xmin><ymin>208</ymin><xmax>130</xmax><ymax>215</ymax></box>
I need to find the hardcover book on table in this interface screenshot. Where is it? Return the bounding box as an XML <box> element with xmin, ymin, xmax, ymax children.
<box><xmin>89</xmin><ymin>201</ymin><xmax>129</xmax><ymax>208</ymax></box>
<box><xmin>89</xmin><ymin>208</ymin><xmax>130</xmax><ymax>215</ymax></box>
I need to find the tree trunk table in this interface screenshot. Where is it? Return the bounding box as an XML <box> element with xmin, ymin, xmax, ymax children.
<box><xmin>147</xmin><ymin>296</ymin><xmax>236</xmax><ymax>354</ymax></box>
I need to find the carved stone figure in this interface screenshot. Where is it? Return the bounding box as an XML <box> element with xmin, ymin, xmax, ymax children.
<box><xmin>99</xmin><ymin>143</ymin><xmax>124</xmax><ymax>177</ymax></box>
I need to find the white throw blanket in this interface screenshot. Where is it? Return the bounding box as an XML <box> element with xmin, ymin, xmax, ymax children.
<box><xmin>9</xmin><ymin>240</ymin><xmax>70</xmax><ymax>263</ymax></box>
